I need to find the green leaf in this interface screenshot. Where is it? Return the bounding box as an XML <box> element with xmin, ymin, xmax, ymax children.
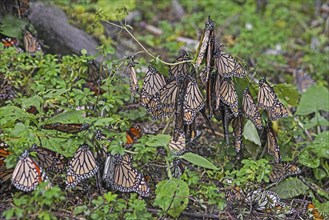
<box><xmin>243</xmin><ymin>120</ymin><xmax>261</xmax><ymax>146</ymax></box>
<box><xmin>43</xmin><ymin>110</ymin><xmax>87</xmax><ymax>124</ymax></box>
<box><xmin>180</xmin><ymin>152</ymin><xmax>219</xmax><ymax>170</ymax></box>
<box><xmin>274</xmin><ymin>83</ymin><xmax>300</xmax><ymax>107</ymax></box>
<box><xmin>154</xmin><ymin>179</ymin><xmax>189</xmax><ymax>218</ymax></box>
<box><xmin>145</xmin><ymin>134</ymin><xmax>171</xmax><ymax>147</ymax></box>
<box><xmin>296</xmin><ymin>85</ymin><xmax>329</xmax><ymax>115</ymax></box>
<box><xmin>299</xmin><ymin>148</ymin><xmax>320</xmax><ymax>168</ymax></box>
<box><xmin>270</xmin><ymin>177</ymin><xmax>309</xmax><ymax>199</ymax></box>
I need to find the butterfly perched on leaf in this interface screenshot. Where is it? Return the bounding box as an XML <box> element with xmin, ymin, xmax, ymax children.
<box><xmin>42</xmin><ymin>123</ymin><xmax>89</xmax><ymax>134</ymax></box>
<box><xmin>168</xmin><ymin>131</ymin><xmax>186</xmax><ymax>156</ymax></box>
<box><xmin>103</xmin><ymin>153</ymin><xmax>150</xmax><ymax>197</ymax></box>
<box><xmin>269</xmin><ymin>163</ymin><xmax>301</xmax><ymax>183</ymax></box>
<box><xmin>66</xmin><ymin>144</ymin><xmax>99</xmax><ymax>188</ymax></box>
<box><xmin>11</xmin><ymin>150</ymin><xmax>50</xmax><ymax>192</ymax></box>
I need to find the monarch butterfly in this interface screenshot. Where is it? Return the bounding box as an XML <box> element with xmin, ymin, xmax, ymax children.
<box><xmin>269</xmin><ymin>163</ymin><xmax>301</xmax><ymax>183</ymax></box>
<box><xmin>219</xmin><ymin>77</ymin><xmax>238</xmax><ymax>117</ymax></box>
<box><xmin>242</xmin><ymin>88</ymin><xmax>262</xmax><ymax>129</ymax></box>
<box><xmin>17</xmin><ymin>0</ymin><xmax>30</xmax><ymax>18</ymax></box>
<box><xmin>1</xmin><ymin>37</ymin><xmax>18</xmax><ymax>48</ymax></box>
<box><xmin>168</xmin><ymin>131</ymin><xmax>186</xmax><ymax>155</ymax></box>
<box><xmin>169</xmin><ymin>50</ymin><xmax>192</xmax><ymax>81</ymax></box>
<box><xmin>0</xmin><ymin>141</ymin><xmax>10</xmax><ymax>166</ymax></box>
<box><xmin>103</xmin><ymin>153</ymin><xmax>150</xmax><ymax>197</ymax></box>
<box><xmin>225</xmin><ymin>186</ymin><xmax>244</xmax><ymax>205</ymax></box>
<box><xmin>23</xmin><ymin>30</ymin><xmax>42</xmax><ymax>54</ymax></box>
<box><xmin>200</xmin><ymin>31</ymin><xmax>215</xmax><ymax>85</ymax></box>
<box><xmin>266</xmin><ymin>122</ymin><xmax>281</xmax><ymax>163</ymax></box>
<box><xmin>0</xmin><ymin>142</ymin><xmax>13</xmax><ymax>183</ymax></box>
<box><xmin>244</xmin><ymin>188</ymin><xmax>281</xmax><ymax>212</ymax></box>
<box><xmin>0</xmin><ymin>78</ymin><xmax>16</xmax><ymax>101</ymax></box>
<box><xmin>0</xmin><ymin>166</ymin><xmax>13</xmax><ymax>183</ymax></box>
<box><xmin>268</xmin><ymin>101</ymin><xmax>289</xmax><ymax>121</ymax></box>
<box><xmin>66</xmin><ymin>144</ymin><xmax>99</xmax><ymax>188</ymax></box>
<box><xmin>214</xmin><ymin>45</ymin><xmax>246</xmax><ymax>78</ymax></box>
<box><xmin>307</xmin><ymin>202</ymin><xmax>325</xmax><ymax>220</ymax></box>
<box><xmin>170</xmin><ymin>158</ymin><xmax>185</xmax><ymax>178</ymax></box>
<box><xmin>231</xmin><ymin>113</ymin><xmax>243</xmax><ymax>157</ymax></box>
<box><xmin>140</xmin><ymin>66</ymin><xmax>166</xmax><ymax>108</ymax></box>
<box><xmin>257</xmin><ymin>77</ymin><xmax>278</xmax><ymax>110</ymax></box>
<box><xmin>11</xmin><ymin>150</ymin><xmax>49</xmax><ymax>192</ymax></box>
<box><xmin>42</xmin><ymin>123</ymin><xmax>90</xmax><ymax>134</ymax></box>
<box><xmin>294</xmin><ymin>68</ymin><xmax>315</xmax><ymax>93</ymax></box>
<box><xmin>183</xmin><ymin>77</ymin><xmax>205</xmax><ymax>124</ymax></box>
<box><xmin>147</xmin><ymin>79</ymin><xmax>180</xmax><ymax>119</ymax></box>
<box><xmin>126</xmin><ymin>125</ymin><xmax>143</xmax><ymax>145</ymax></box>
<box><xmin>29</xmin><ymin>145</ymin><xmax>67</xmax><ymax>173</ymax></box>
<box><xmin>196</xmin><ymin>16</ymin><xmax>214</xmax><ymax>67</ymax></box>
<box><xmin>126</xmin><ymin>56</ymin><xmax>139</xmax><ymax>98</ymax></box>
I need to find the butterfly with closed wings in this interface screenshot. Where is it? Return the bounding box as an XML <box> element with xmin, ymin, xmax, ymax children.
<box><xmin>103</xmin><ymin>153</ymin><xmax>150</xmax><ymax>197</ymax></box>
<box><xmin>11</xmin><ymin>150</ymin><xmax>50</xmax><ymax>192</ymax></box>
<box><xmin>66</xmin><ymin>144</ymin><xmax>99</xmax><ymax>188</ymax></box>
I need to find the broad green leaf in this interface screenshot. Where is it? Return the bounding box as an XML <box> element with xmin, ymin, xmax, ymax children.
<box><xmin>296</xmin><ymin>85</ymin><xmax>329</xmax><ymax>115</ymax></box>
<box><xmin>299</xmin><ymin>148</ymin><xmax>320</xmax><ymax>168</ymax></box>
<box><xmin>145</xmin><ymin>134</ymin><xmax>171</xmax><ymax>147</ymax></box>
<box><xmin>274</xmin><ymin>83</ymin><xmax>300</xmax><ymax>107</ymax></box>
<box><xmin>270</xmin><ymin>177</ymin><xmax>308</xmax><ymax>199</ymax></box>
<box><xmin>180</xmin><ymin>152</ymin><xmax>219</xmax><ymax>170</ymax></box>
<box><xmin>43</xmin><ymin>110</ymin><xmax>87</xmax><ymax>124</ymax></box>
<box><xmin>305</xmin><ymin>114</ymin><xmax>329</xmax><ymax>129</ymax></box>
<box><xmin>0</xmin><ymin>106</ymin><xmax>34</xmax><ymax>125</ymax></box>
<box><xmin>21</xmin><ymin>95</ymin><xmax>43</xmax><ymax>113</ymax></box>
<box><xmin>243</xmin><ymin>120</ymin><xmax>261</xmax><ymax>146</ymax></box>
<box><xmin>154</xmin><ymin>179</ymin><xmax>189</xmax><ymax>218</ymax></box>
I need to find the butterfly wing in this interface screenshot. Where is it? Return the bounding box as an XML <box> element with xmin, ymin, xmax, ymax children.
<box><xmin>196</xmin><ymin>17</ymin><xmax>214</xmax><ymax>67</ymax></box>
<box><xmin>257</xmin><ymin>78</ymin><xmax>278</xmax><ymax>110</ymax></box>
<box><xmin>23</xmin><ymin>30</ymin><xmax>42</xmax><ymax>54</ymax></box>
<box><xmin>169</xmin><ymin>50</ymin><xmax>192</xmax><ymax>80</ymax></box>
<box><xmin>141</xmin><ymin>66</ymin><xmax>166</xmax><ymax>108</ymax></box>
<box><xmin>11</xmin><ymin>151</ymin><xmax>47</xmax><ymax>192</ymax></box>
<box><xmin>66</xmin><ymin>145</ymin><xmax>99</xmax><ymax>188</ymax></box>
<box><xmin>31</xmin><ymin>145</ymin><xmax>67</xmax><ymax>172</ymax></box>
<box><xmin>242</xmin><ymin>88</ymin><xmax>262</xmax><ymax>129</ymax></box>
<box><xmin>268</xmin><ymin>101</ymin><xmax>288</xmax><ymax>121</ymax></box>
<box><xmin>169</xmin><ymin>132</ymin><xmax>186</xmax><ymax>155</ymax></box>
<box><xmin>183</xmin><ymin>79</ymin><xmax>205</xmax><ymax>124</ymax></box>
<box><xmin>219</xmin><ymin>78</ymin><xmax>238</xmax><ymax>116</ymax></box>
<box><xmin>42</xmin><ymin>123</ymin><xmax>89</xmax><ymax>134</ymax></box>
<box><xmin>266</xmin><ymin>124</ymin><xmax>281</xmax><ymax>163</ymax></box>
<box><xmin>148</xmin><ymin>80</ymin><xmax>180</xmax><ymax>119</ymax></box>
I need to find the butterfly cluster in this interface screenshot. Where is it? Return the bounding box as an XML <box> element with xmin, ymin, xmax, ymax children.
<box><xmin>0</xmin><ymin>125</ymin><xmax>150</xmax><ymax>197</ymax></box>
<box><xmin>225</xmin><ymin>185</ymin><xmax>295</xmax><ymax>216</ymax></box>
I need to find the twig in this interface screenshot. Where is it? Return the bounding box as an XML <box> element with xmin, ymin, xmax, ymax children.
<box><xmin>100</xmin><ymin>20</ymin><xmax>193</xmax><ymax>66</ymax></box>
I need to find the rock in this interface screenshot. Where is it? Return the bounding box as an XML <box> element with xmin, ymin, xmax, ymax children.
<box><xmin>28</xmin><ymin>2</ymin><xmax>101</xmax><ymax>61</ymax></box>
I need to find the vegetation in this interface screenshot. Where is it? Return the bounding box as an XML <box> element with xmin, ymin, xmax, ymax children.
<box><xmin>1</xmin><ymin>0</ymin><xmax>328</xmax><ymax>219</ymax></box>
